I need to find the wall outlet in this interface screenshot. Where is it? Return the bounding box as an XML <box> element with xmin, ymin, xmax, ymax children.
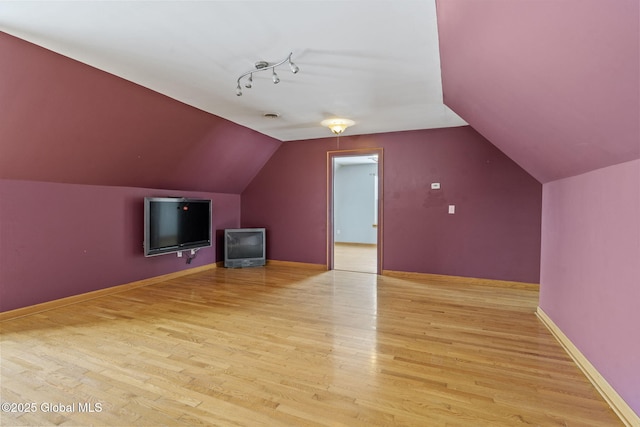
<box><xmin>431</xmin><ymin>183</ymin><xmax>441</xmax><ymax>190</ymax></box>
<box><xmin>448</xmin><ymin>205</ymin><xmax>455</xmax><ymax>214</ymax></box>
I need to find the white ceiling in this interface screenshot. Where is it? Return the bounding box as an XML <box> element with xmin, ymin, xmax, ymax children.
<box><xmin>0</xmin><ymin>0</ymin><xmax>466</xmax><ymax>141</ymax></box>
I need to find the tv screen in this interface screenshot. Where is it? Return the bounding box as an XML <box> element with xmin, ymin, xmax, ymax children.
<box><xmin>144</xmin><ymin>197</ymin><xmax>211</xmax><ymax>257</ymax></box>
<box><xmin>224</xmin><ymin>228</ymin><xmax>266</xmax><ymax>268</ymax></box>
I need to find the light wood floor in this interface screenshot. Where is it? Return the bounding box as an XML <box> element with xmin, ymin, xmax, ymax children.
<box><xmin>334</xmin><ymin>243</ymin><xmax>377</xmax><ymax>274</ymax></box>
<box><xmin>0</xmin><ymin>266</ymin><xmax>621</xmax><ymax>426</ymax></box>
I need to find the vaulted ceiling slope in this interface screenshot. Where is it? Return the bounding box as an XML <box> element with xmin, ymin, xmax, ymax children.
<box><xmin>0</xmin><ymin>1</ymin><xmax>466</xmax><ymax>141</ymax></box>
<box><xmin>437</xmin><ymin>0</ymin><xmax>640</xmax><ymax>183</ymax></box>
<box><xmin>0</xmin><ymin>33</ymin><xmax>281</xmax><ymax>193</ymax></box>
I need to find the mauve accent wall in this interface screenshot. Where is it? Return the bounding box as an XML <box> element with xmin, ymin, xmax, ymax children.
<box><xmin>0</xmin><ymin>179</ymin><xmax>240</xmax><ymax>312</ymax></box>
<box><xmin>242</xmin><ymin>127</ymin><xmax>542</xmax><ymax>283</ymax></box>
<box><xmin>540</xmin><ymin>159</ymin><xmax>640</xmax><ymax>415</ymax></box>
<box><xmin>0</xmin><ymin>32</ymin><xmax>281</xmax><ymax>194</ymax></box>
<box><xmin>436</xmin><ymin>0</ymin><xmax>639</xmax><ymax>183</ymax></box>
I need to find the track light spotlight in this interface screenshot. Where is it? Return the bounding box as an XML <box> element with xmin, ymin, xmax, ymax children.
<box><xmin>289</xmin><ymin>59</ymin><xmax>299</xmax><ymax>74</ymax></box>
<box><xmin>235</xmin><ymin>52</ymin><xmax>299</xmax><ymax>95</ymax></box>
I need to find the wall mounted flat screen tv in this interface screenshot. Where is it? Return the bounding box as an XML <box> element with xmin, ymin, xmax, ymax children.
<box><xmin>144</xmin><ymin>197</ymin><xmax>212</xmax><ymax>257</ymax></box>
<box><xmin>224</xmin><ymin>228</ymin><xmax>266</xmax><ymax>268</ymax></box>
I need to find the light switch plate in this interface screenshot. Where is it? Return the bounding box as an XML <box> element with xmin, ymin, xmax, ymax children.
<box><xmin>431</xmin><ymin>183</ymin><xmax>440</xmax><ymax>190</ymax></box>
<box><xmin>448</xmin><ymin>205</ymin><xmax>455</xmax><ymax>214</ymax></box>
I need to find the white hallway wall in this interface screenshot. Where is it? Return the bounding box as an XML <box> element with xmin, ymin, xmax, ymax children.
<box><xmin>334</xmin><ymin>163</ymin><xmax>378</xmax><ymax>244</ymax></box>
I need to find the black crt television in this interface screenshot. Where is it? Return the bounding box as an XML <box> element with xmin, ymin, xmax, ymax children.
<box><xmin>224</xmin><ymin>228</ymin><xmax>266</xmax><ymax>268</ymax></box>
<box><xmin>144</xmin><ymin>197</ymin><xmax>212</xmax><ymax>257</ymax></box>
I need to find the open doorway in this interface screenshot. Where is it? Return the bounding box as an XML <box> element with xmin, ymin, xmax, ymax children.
<box><xmin>327</xmin><ymin>148</ymin><xmax>383</xmax><ymax>274</ymax></box>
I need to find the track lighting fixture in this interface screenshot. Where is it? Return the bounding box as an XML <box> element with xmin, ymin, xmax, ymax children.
<box><xmin>321</xmin><ymin>118</ymin><xmax>355</xmax><ymax>135</ymax></box>
<box><xmin>236</xmin><ymin>52</ymin><xmax>299</xmax><ymax>96</ymax></box>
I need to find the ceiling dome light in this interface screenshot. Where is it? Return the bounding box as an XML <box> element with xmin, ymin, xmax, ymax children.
<box><xmin>321</xmin><ymin>118</ymin><xmax>355</xmax><ymax>135</ymax></box>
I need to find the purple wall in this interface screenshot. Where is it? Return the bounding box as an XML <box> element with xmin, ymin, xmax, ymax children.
<box><xmin>242</xmin><ymin>127</ymin><xmax>542</xmax><ymax>283</ymax></box>
<box><xmin>436</xmin><ymin>0</ymin><xmax>639</xmax><ymax>183</ymax></box>
<box><xmin>540</xmin><ymin>159</ymin><xmax>640</xmax><ymax>414</ymax></box>
<box><xmin>0</xmin><ymin>179</ymin><xmax>240</xmax><ymax>312</ymax></box>
<box><xmin>0</xmin><ymin>32</ymin><xmax>281</xmax><ymax>193</ymax></box>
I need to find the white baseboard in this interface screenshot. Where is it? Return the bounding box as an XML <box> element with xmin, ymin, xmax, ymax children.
<box><xmin>536</xmin><ymin>307</ymin><xmax>639</xmax><ymax>427</ymax></box>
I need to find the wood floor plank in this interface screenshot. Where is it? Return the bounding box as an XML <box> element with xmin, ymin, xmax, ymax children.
<box><xmin>0</xmin><ymin>265</ymin><xmax>623</xmax><ymax>426</ymax></box>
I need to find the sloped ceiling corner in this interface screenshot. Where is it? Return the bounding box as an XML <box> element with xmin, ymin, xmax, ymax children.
<box><xmin>437</xmin><ymin>0</ymin><xmax>640</xmax><ymax>183</ymax></box>
<box><xmin>0</xmin><ymin>32</ymin><xmax>281</xmax><ymax>193</ymax></box>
